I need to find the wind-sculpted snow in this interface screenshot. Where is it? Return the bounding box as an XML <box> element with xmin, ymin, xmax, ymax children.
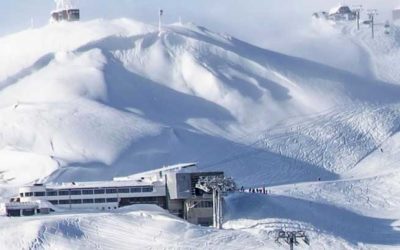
<box><xmin>0</xmin><ymin>18</ymin><xmax>399</xmax><ymax>186</ymax></box>
<box><xmin>0</xmin><ymin>205</ymin><xmax>289</xmax><ymax>250</ymax></box>
<box><xmin>346</xmin><ymin>22</ymin><xmax>400</xmax><ymax>85</ymax></box>
<box><xmin>256</xmin><ymin>104</ymin><xmax>400</xmax><ymax>175</ymax></box>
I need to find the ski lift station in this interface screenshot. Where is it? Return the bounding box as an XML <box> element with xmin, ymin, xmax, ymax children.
<box><xmin>51</xmin><ymin>0</ymin><xmax>80</xmax><ymax>22</ymax></box>
<box><xmin>313</xmin><ymin>4</ymin><xmax>357</xmax><ymax>22</ymax></box>
<box><xmin>0</xmin><ymin>163</ymin><xmax>233</xmax><ymax>227</ymax></box>
<box><xmin>328</xmin><ymin>4</ymin><xmax>357</xmax><ymax>21</ymax></box>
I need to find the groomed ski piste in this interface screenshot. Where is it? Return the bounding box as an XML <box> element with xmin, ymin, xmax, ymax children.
<box><xmin>0</xmin><ymin>16</ymin><xmax>400</xmax><ymax>249</ymax></box>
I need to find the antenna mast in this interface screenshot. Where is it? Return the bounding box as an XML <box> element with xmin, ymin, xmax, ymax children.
<box><xmin>159</xmin><ymin>9</ymin><xmax>164</xmax><ymax>34</ymax></box>
<box><xmin>353</xmin><ymin>5</ymin><xmax>363</xmax><ymax>30</ymax></box>
<box><xmin>367</xmin><ymin>9</ymin><xmax>378</xmax><ymax>39</ymax></box>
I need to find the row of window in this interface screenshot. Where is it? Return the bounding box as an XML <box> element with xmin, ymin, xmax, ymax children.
<box><xmin>125</xmin><ymin>197</ymin><xmax>158</xmax><ymax>202</ymax></box>
<box><xmin>49</xmin><ymin>198</ymin><xmax>119</xmax><ymax>205</ymax></box>
<box><xmin>21</xmin><ymin>186</ymin><xmax>154</xmax><ymax>197</ymax></box>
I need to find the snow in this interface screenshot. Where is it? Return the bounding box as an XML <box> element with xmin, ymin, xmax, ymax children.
<box><xmin>0</xmin><ymin>16</ymin><xmax>400</xmax><ymax>249</ymax></box>
<box><xmin>0</xmin><ymin>205</ymin><xmax>286</xmax><ymax>250</ymax></box>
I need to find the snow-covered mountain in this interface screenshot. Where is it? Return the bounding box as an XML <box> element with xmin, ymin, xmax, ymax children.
<box><xmin>1</xmin><ymin>18</ymin><xmax>400</xmax><ymax>249</ymax></box>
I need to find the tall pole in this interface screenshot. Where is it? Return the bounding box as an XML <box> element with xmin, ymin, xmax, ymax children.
<box><xmin>220</xmin><ymin>191</ymin><xmax>223</xmax><ymax>228</ymax></box>
<box><xmin>212</xmin><ymin>188</ymin><xmax>223</xmax><ymax>229</ymax></box>
<box><xmin>367</xmin><ymin>9</ymin><xmax>377</xmax><ymax>39</ymax></box>
<box><xmin>353</xmin><ymin>5</ymin><xmax>362</xmax><ymax>31</ymax></box>
<box><xmin>158</xmin><ymin>9</ymin><xmax>163</xmax><ymax>34</ymax></box>
<box><xmin>212</xmin><ymin>189</ymin><xmax>217</xmax><ymax>228</ymax></box>
<box><xmin>217</xmin><ymin>190</ymin><xmax>222</xmax><ymax>229</ymax></box>
<box><xmin>290</xmin><ymin>238</ymin><xmax>294</xmax><ymax>250</ymax></box>
<box><xmin>371</xmin><ymin>15</ymin><xmax>374</xmax><ymax>39</ymax></box>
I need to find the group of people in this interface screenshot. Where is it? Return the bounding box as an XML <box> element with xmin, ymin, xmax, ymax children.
<box><xmin>238</xmin><ymin>186</ymin><xmax>270</xmax><ymax>194</ymax></box>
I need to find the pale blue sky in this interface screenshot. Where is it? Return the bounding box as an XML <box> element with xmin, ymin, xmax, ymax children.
<box><xmin>0</xmin><ymin>0</ymin><xmax>397</xmax><ymax>41</ymax></box>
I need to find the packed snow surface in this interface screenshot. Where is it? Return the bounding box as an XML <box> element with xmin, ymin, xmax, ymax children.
<box><xmin>0</xmin><ymin>18</ymin><xmax>400</xmax><ymax>249</ymax></box>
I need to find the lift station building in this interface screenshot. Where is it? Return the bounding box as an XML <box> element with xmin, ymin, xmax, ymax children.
<box><xmin>1</xmin><ymin>163</ymin><xmax>225</xmax><ymax>226</ymax></box>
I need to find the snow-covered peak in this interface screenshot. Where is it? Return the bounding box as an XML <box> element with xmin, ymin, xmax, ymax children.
<box><xmin>1</xmin><ymin>16</ymin><xmax>400</xmax><ymax>250</ymax></box>
<box><xmin>0</xmin><ymin>17</ymin><xmax>399</xmax><ymax>190</ymax></box>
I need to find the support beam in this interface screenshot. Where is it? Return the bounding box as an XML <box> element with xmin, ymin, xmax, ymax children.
<box><xmin>195</xmin><ymin>176</ymin><xmax>236</xmax><ymax>229</ymax></box>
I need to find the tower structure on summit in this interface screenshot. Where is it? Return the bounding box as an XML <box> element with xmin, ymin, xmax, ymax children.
<box><xmin>51</xmin><ymin>0</ymin><xmax>80</xmax><ymax>23</ymax></box>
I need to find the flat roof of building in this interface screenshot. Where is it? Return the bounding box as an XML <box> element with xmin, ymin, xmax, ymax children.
<box><xmin>44</xmin><ymin>179</ymin><xmax>156</xmax><ymax>190</ymax></box>
<box><xmin>23</xmin><ymin>163</ymin><xmax>217</xmax><ymax>190</ymax></box>
<box><xmin>114</xmin><ymin>163</ymin><xmax>197</xmax><ymax>181</ymax></box>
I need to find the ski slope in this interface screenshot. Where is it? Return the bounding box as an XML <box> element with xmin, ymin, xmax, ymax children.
<box><xmin>0</xmin><ymin>18</ymin><xmax>400</xmax><ymax>249</ymax></box>
<box><xmin>348</xmin><ymin>22</ymin><xmax>400</xmax><ymax>85</ymax></box>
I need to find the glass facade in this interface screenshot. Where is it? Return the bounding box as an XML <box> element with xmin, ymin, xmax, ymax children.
<box><xmin>70</xmin><ymin>190</ymin><xmax>82</xmax><ymax>195</ymax></box>
<box><xmin>58</xmin><ymin>190</ymin><xmax>69</xmax><ymax>196</ymax></box>
<box><xmin>95</xmin><ymin>198</ymin><xmax>106</xmax><ymax>203</ymax></box>
<box><xmin>94</xmin><ymin>189</ymin><xmax>105</xmax><ymax>194</ymax></box>
<box><xmin>82</xmin><ymin>190</ymin><xmax>94</xmax><ymax>195</ymax></box>
<box><xmin>47</xmin><ymin>191</ymin><xmax>57</xmax><ymax>196</ymax></box>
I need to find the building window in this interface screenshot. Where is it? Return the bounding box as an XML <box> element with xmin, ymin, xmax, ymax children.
<box><xmin>94</xmin><ymin>189</ymin><xmax>105</xmax><ymax>194</ymax></box>
<box><xmin>25</xmin><ymin>192</ymin><xmax>33</xmax><ymax>197</ymax></box>
<box><xmin>106</xmin><ymin>189</ymin><xmax>117</xmax><ymax>194</ymax></box>
<box><xmin>143</xmin><ymin>197</ymin><xmax>156</xmax><ymax>202</ymax></box>
<box><xmin>58</xmin><ymin>190</ymin><xmax>69</xmax><ymax>196</ymax></box>
<box><xmin>49</xmin><ymin>200</ymin><xmax>59</xmax><ymax>205</ymax></box>
<box><xmin>82</xmin><ymin>199</ymin><xmax>94</xmax><ymax>204</ymax></box>
<box><xmin>59</xmin><ymin>200</ymin><xmax>70</xmax><ymax>205</ymax></box>
<box><xmin>47</xmin><ymin>191</ymin><xmax>57</xmax><ymax>196</ymax></box>
<box><xmin>106</xmin><ymin>198</ymin><xmax>118</xmax><ymax>203</ymax></box>
<box><xmin>142</xmin><ymin>186</ymin><xmax>153</xmax><ymax>192</ymax></box>
<box><xmin>19</xmin><ymin>193</ymin><xmax>24</xmax><ymax>197</ymax></box>
<box><xmin>95</xmin><ymin>198</ymin><xmax>106</xmax><ymax>203</ymax></box>
<box><xmin>34</xmin><ymin>192</ymin><xmax>45</xmax><ymax>197</ymax></box>
<box><xmin>118</xmin><ymin>188</ymin><xmax>130</xmax><ymax>193</ymax></box>
<box><xmin>22</xmin><ymin>209</ymin><xmax>35</xmax><ymax>216</ymax></box>
<box><xmin>70</xmin><ymin>190</ymin><xmax>82</xmax><ymax>196</ymax></box>
<box><xmin>71</xmin><ymin>199</ymin><xmax>82</xmax><ymax>204</ymax></box>
<box><xmin>82</xmin><ymin>190</ymin><xmax>94</xmax><ymax>195</ymax></box>
<box><xmin>130</xmin><ymin>187</ymin><xmax>141</xmax><ymax>193</ymax></box>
